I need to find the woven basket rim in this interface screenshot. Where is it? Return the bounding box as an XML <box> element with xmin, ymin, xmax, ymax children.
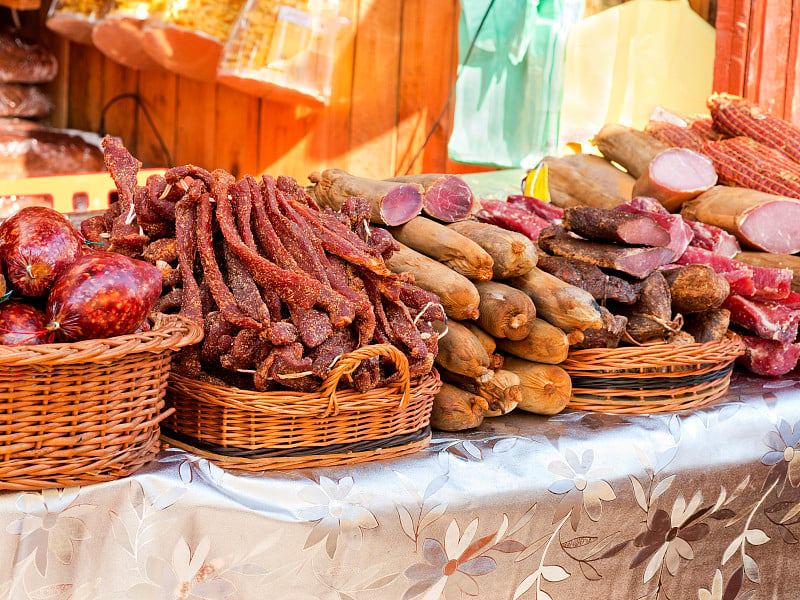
<box><xmin>0</xmin><ymin>312</ymin><xmax>203</xmax><ymax>366</ymax></box>
<box><xmin>562</xmin><ymin>331</ymin><xmax>745</xmax><ymax>372</ymax></box>
<box><xmin>168</xmin><ymin>343</ymin><xmax>436</xmax><ymax>418</ymax></box>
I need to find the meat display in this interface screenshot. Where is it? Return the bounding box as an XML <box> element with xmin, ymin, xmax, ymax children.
<box><xmin>96</xmin><ymin>137</ymin><xmax>444</xmax><ymax>393</ymax></box>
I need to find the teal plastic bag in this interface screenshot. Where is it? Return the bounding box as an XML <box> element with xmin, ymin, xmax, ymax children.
<box><xmin>448</xmin><ymin>0</ymin><xmax>583</xmax><ymax>168</ymax></box>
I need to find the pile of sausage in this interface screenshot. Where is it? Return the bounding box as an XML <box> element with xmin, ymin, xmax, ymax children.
<box><xmin>81</xmin><ymin>137</ymin><xmax>445</xmax><ymax>393</ymax></box>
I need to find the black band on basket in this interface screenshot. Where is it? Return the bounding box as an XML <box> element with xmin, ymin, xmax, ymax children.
<box><xmin>570</xmin><ymin>363</ymin><xmax>734</xmax><ymax>391</ymax></box>
<box><xmin>161</xmin><ymin>426</ymin><xmax>432</xmax><ymax>459</ymax></box>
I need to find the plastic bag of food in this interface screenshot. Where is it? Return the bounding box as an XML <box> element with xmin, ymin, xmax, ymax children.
<box><xmin>92</xmin><ymin>1</ymin><xmax>164</xmax><ymax>71</ymax></box>
<box><xmin>217</xmin><ymin>0</ymin><xmax>345</xmax><ymax>105</ymax></box>
<box><xmin>141</xmin><ymin>0</ymin><xmax>247</xmax><ymax>81</ymax></box>
<box><xmin>46</xmin><ymin>0</ymin><xmax>107</xmax><ymax>45</ymax></box>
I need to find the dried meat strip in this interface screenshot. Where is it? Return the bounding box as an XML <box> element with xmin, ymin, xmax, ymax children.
<box><xmin>214</xmin><ymin>180</ymin><xmax>355</xmax><ymax>327</ymax></box>
<box><xmin>197</xmin><ymin>192</ymin><xmax>261</xmax><ymax>330</ymax></box>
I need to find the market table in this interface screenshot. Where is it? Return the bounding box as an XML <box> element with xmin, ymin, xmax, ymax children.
<box><xmin>1</xmin><ymin>370</ymin><xmax>799</xmax><ymax>600</ymax></box>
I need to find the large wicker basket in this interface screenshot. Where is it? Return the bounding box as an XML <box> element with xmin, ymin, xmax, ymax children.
<box><xmin>0</xmin><ymin>313</ymin><xmax>202</xmax><ymax>490</ymax></box>
<box><xmin>561</xmin><ymin>332</ymin><xmax>745</xmax><ymax>414</ymax></box>
<box><xmin>162</xmin><ymin>344</ymin><xmax>442</xmax><ymax>471</ymax></box>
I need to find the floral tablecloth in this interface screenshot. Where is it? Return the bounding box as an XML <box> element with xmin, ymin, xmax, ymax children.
<box><xmin>2</xmin><ymin>371</ymin><xmax>800</xmax><ymax>600</ymax></box>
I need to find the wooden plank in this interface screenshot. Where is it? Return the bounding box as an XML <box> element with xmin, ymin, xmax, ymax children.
<box><xmin>755</xmin><ymin>0</ymin><xmax>791</xmax><ymax>117</ymax></box>
<box><xmin>67</xmin><ymin>44</ymin><xmax>105</xmax><ymax>133</ymax></box>
<box><xmin>277</xmin><ymin>0</ymin><xmax>360</xmax><ymax>180</ymax></box>
<box><xmin>727</xmin><ymin>0</ymin><xmax>752</xmax><ymax>95</ymax></box>
<box><xmin>99</xmin><ymin>58</ymin><xmax>140</xmax><ymax>155</ymax></box>
<box><xmin>784</xmin><ymin>0</ymin><xmax>800</xmax><ymax>123</ymax></box>
<box><xmin>346</xmin><ymin>0</ymin><xmax>402</xmax><ymax>178</ymax></box>
<box><xmin>214</xmin><ymin>84</ymin><xmax>260</xmax><ymax>178</ymax></box>
<box><xmin>742</xmin><ymin>0</ymin><xmax>765</xmax><ymax>103</ymax></box>
<box><xmin>135</xmin><ymin>68</ymin><xmax>178</xmax><ymax>168</ymax></box>
<box><xmin>174</xmin><ymin>77</ymin><xmax>217</xmax><ymax>170</ymax></box>
<box><xmin>712</xmin><ymin>0</ymin><xmax>735</xmax><ymax>92</ymax></box>
<box><xmin>394</xmin><ymin>0</ymin><xmax>457</xmax><ymax>176</ymax></box>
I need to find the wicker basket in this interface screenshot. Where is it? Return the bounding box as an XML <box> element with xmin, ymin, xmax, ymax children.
<box><xmin>0</xmin><ymin>313</ymin><xmax>203</xmax><ymax>490</ymax></box>
<box><xmin>162</xmin><ymin>343</ymin><xmax>442</xmax><ymax>471</ymax></box>
<box><xmin>561</xmin><ymin>332</ymin><xmax>745</xmax><ymax>414</ymax></box>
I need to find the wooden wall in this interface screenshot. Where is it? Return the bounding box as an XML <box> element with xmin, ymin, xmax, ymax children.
<box><xmin>34</xmin><ymin>0</ymin><xmax>492</xmax><ymax>184</ymax></box>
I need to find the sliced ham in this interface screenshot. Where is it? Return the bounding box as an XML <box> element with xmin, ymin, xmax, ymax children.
<box><xmin>685</xmin><ymin>220</ymin><xmax>741</xmax><ymax>258</ymax></box>
<box><xmin>737</xmin><ymin>336</ymin><xmax>800</xmax><ymax>377</ymax></box>
<box><xmin>616</xmin><ymin>197</ymin><xmax>693</xmax><ymax>259</ymax></box>
<box><xmin>723</xmin><ymin>294</ymin><xmax>800</xmax><ymax>344</ymax></box>
<box><xmin>631</xmin><ymin>148</ymin><xmax>718</xmax><ymax>212</ymax></box>
<box><xmin>681</xmin><ymin>186</ymin><xmax>800</xmax><ymax>254</ymax></box>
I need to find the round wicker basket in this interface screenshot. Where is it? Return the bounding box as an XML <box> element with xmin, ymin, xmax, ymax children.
<box><xmin>561</xmin><ymin>331</ymin><xmax>745</xmax><ymax>414</ymax></box>
<box><xmin>0</xmin><ymin>312</ymin><xmax>203</xmax><ymax>490</ymax></box>
<box><xmin>162</xmin><ymin>343</ymin><xmax>442</xmax><ymax>471</ymax></box>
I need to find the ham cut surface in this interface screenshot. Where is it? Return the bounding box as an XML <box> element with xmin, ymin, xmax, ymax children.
<box><xmin>616</xmin><ymin>197</ymin><xmax>693</xmax><ymax>259</ymax></box>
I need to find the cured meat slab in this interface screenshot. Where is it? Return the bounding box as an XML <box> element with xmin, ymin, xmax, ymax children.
<box><xmin>538</xmin><ymin>226</ymin><xmax>674</xmax><ymax>279</ymax></box>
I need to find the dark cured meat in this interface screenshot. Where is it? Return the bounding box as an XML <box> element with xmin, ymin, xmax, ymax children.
<box><xmin>723</xmin><ymin>294</ymin><xmax>800</xmax><ymax>344</ymax></box>
<box><xmin>538</xmin><ymin>226</ymin><xmax>675</xmax><ymax>279</ymax></box>
<box><xmin>685</xmin><ymin>220</ymin><xmax>740</xmax><ymax>258</ymax></box>
<box><xmin>200</xmin><ymin>311</ymin><xmax>238</xmax><ymax>366</ymax></box>
<box><xmin>197</xmin><ymin>193</ymin><xmax>261</xmax><ymax>331</ymax></box>
<box><xmin>562</xmin><ymin>206</ymin><xmax>671</xmax><ymax>247</ymax></box>
<box><xmin>174</xmin><ymin>186</ymin><xmax>204</xmax><ymax>326</ymax></box>
<box><xmin>153</xmin><ymin>287</ymin><xmax>182</xmax><ymax>313</ymax></box>
<box><xmin>102</xmin><ymin>136</ymin><xmax>140</xmax><ymax>209</ymax></box>
<box><xmin>144</xmin><ymin>174</ymin><xmax>177</xmax><ymax>222</ymax></box>
<box><xmin>284</xmin><ymin>191</ymin><xmax>395</xmax><ymax>278</ymax></box>
<box><xmin>737</xmin><ymin>336</ymin><xmax>800</xmax><ymax>376</ymax></box>
<box><xmin>235</xmin><ymin>176</ymin><xmax>331</xmax><ymax>347</ymax></box>
<box><xmin>536</xmin><ymin>255</ymin><xmax>639</xmax><ymax>304</ymax></box>
<box><xmin>506</xmin><ymin>195</ymin><xmax>564</xmax><ymax>222</ymax></box>
<box><xmin>570</xmin><ymin>306</ymin><xmax>627</xmax><ymax>349</ymax></box>
<box><xmin>615</xmin><ymin>197</ymin><xmax>693</xmax><ymax>259</ymax></box>
<box><xmin>222</xmin><ymin>242</ymin><xmax>270</xmax><ymax>325</ymax></box>
<box><xmin>214</xmin><ymin>177</ymin><xmax>355</xmax><ymax>327</ymax></box>
<box><xmin>683</xmin><ymin>308</ymin><xmax>731</xmax><ymax>343</ymax></box>
<box><xmin>476</xmin><ymin>199</ymin><xmax>550</xmax><ymax>240</ymax></box>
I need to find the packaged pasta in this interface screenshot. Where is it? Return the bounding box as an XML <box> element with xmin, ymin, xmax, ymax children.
<box><xmin>217</xmin><ymin>0</ymin><xmax>343</xmax><ymax>105</ymax></box>
<box><xmin>46</xmin><ymin>0</ymin><xmax>107</xmax><ymax>45</ymax></box>
<box><xmin>92</xmin><ymin>1</ymin><xmax>164</xmax><ymax>70</ymax></box>
<box><xmin>140</xmin><ymin>0</ymin><xmax>246</xmax><ymax>82</ymax></box>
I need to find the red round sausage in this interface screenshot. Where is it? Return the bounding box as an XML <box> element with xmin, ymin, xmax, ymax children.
<box><xmin>0</xmin><ymin>206</ymin><xmax>82</xmax><ymax>297</ymax></box>
<box><xmin>46</xmin><ymin>252</ymin><xmax>162</xmax><ymax>341</ymax></box>
<box><xmin>0</xmin><ymin>301</ymin><xmax>49</xmax><ymax>345</ymax></box>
